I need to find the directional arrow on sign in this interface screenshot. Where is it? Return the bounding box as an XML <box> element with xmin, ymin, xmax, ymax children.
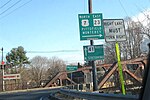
<box><xmin>83</xmin><ymin>45</ymin><xmax>104</xmax><ymax>61</ymax></box>
<box><xmin>100</xmin><ymin>34</ymin><xmax>103</xmax><ymax>37</ymax></box>
<box><xmin>84</xmin><ymin>47</ymin><xmax>88</xmax><ymax>56</ymax></box>
<box><xmin>82</xmin><ymin>34</ymin><xmax>103</xmax><ymax>38</ymax></box>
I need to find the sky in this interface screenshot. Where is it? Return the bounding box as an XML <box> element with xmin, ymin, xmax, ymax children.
<box><xmin>0</xmin><ymin>0</ymin><xmax>150</xmax><ymax>64</ymax></box>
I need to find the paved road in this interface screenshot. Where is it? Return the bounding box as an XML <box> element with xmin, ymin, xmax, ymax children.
<box><xmin>0</xmin><ymin>88</ymin><xmax>60</xmax><ymax>100</ymax></box>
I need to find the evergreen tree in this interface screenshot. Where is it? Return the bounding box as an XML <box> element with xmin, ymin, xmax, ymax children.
<box><xmin>6</xmin><ymin>46</ymin><xmax>30</xmax><ymax>67</ymax></box>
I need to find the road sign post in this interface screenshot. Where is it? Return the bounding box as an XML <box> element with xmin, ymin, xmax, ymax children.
<box><xmin>66</xmin><ymin>65</ymin><xmax>78</xmax><ymax>85</ymax></box>
<box><xmin>115</xmin><ymin>42</ymin><xmax>126</xmax><ymax>95</ymax></box>
<box><xmin>78</xmin><ymin>0</ymin><xmax>104</xmax><ymax>91</ymax></box>
<box><xmin>83</xmin><ymin>44</ymin><xmax>104</xmax><ymax>91</ymax></box>
<box><xmin>1</xmin><ymin>47</ymin><xmax>5</xmax><ymax>91</ymax></box>
<box><xmin>103</xmin><ymin>19</ymin><xmax>126</xmax><ymax>95</ymax></box>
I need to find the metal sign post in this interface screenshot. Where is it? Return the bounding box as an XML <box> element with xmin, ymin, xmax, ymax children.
<box><xmin>115</xmin><ymin>42</ymin><xmax>126</xmax><ymax>95</ymax></box>
<box><xmin>88</xmin><ymin>0</ymin><xmax>97</xmax><ymax>91</ymax></box>
<box><xmin>66</xmin><ymin>65</ymin><xmax>78</xmax><ymax>85</ymax></box>
<box><xmin>83</xmin><ymin>45</ymin><xmax>104</xmax><ymax>91</ymax></box>
<box><xmin>103</xmin><ymin>19</ymin><xmax>126</xmax><ymax>95</ymax></box>
<box><xmin>2</xmin><ymin>66</ymin><xmax>5</xmax><ymax>91</ymax></box>
<box><xmin>78</xmin><ymin>0</ymin><xmax>104</xmax><ymax>91</ymax></box>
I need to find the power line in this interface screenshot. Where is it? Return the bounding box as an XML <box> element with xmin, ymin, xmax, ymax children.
<box><xmin>0</xmin><ymin>0</ymin><xmax>12</xmax><ymax>9</ymax></box>
<box><xmin>118</xmin><ymin>0</ymin><xmax>129</xmax><ymax>17</ymax></box>
<box><xmin>27</xmin><ymin>50</ymin><xmax>81</xmax><ymax>53</ymax></box>
<box><xmin>2</xmin><ymin>49</ymin><xmax>81</xmax><ymax>54</ymax></box>
<box><xmin>0</xmin><ymin>0</ymin><xmax>33</xmax><ymax>20</ymax></box>
<box><xmin>0</xmin><ymin>0</ymin><xmax>22</xmax><ymax>16</ymax></box>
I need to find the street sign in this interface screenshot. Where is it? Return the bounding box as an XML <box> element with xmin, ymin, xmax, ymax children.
<box><xmin>103</xmin><ymin>19</ymin><xmax>126</xmax><ymax>42</ymax></box>
<box><xmin>3</xmin><ymin>74</ymin><xmax>21</xmax><ymax>80</ymax></box>
<box><xmin>78</xmin><ymin>13</ymin><xmax>104</xmax><ymax>40</ymax></box>
<box><xmin>66</xmin><ymin>65</ymin><xmax>78</xmax><ymax>71</ymax></box>
<box><xmin>83</xmin><ymin>45</ymin><xmax>104</xmax><ymax>61</ymax></box>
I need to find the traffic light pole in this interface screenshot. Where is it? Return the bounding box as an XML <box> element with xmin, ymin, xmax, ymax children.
<box><xmin>1</xmin><ymin>48</ymin><xmax>5</xmax><ymax>91</ymax></box>
<box><xmin>88</xmin><ymin>0</ymin><xmax>98</xmax><ymax>91</ymax></box>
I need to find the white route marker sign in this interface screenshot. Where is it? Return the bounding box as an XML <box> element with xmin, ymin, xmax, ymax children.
<box><xmin>103</xmin><ymin>19</ymin><xmax>127</xmax><ymax>42</ymax></box>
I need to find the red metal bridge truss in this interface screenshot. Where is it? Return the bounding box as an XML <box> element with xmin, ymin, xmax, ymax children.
<box><xmin>45</xmin><ymin>57</ymin><xmax>146</xmax><ymax>91</ymax></box>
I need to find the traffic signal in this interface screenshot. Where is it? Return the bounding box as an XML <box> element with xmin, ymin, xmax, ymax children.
<box><xmin>1</xmin><ymin>61</ymin><xmax>4</xmax><ymax>65</ymax></box>
<box><xmin>0</xmin><ymin>65</ymin><xmax>6</xmax><ymax>69</ymax></box>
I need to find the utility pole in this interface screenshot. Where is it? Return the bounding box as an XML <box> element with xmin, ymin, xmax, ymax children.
<box><xmin>88</xmin><ymin>0</ymin><xmax>98</xmax><ymax>91</ymax></box>
<box><xmin>1</xmin><ymin>47</ymin><xmax>5</xmax><ymax>91</ymax></box>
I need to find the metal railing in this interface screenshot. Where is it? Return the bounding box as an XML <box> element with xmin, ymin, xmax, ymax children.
<box><xmin>59</xmin><ymin>89</ymin><xmax>139</xmax><ymax>100</ymax></box>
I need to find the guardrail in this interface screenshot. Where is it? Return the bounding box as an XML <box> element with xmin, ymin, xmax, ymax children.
<box><xmin>59</xmin><ymin>89</ymin><xmax>139</xmax><ymax>100</ymax></box>
<box><xmin>65</xmin><ymin>83</ymin><xmax>93</xmax><ymax>92</ymax></box>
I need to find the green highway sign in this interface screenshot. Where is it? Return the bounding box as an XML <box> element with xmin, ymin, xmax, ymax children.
<box><xmin>78</xmin><ymin>13</ymin><xmax>104</xmax><ymax>40</ymax></box>
<box><xmin>66</xmin><ymin>65</ymin><xmax>78</xmax><ymax>71</ymax></box>
<box><xmin>83</xmin><ymin>45</ymin><xmax>104</xmax><ymax>61</ymax></box>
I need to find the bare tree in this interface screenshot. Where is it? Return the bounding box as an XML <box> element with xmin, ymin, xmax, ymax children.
<box><xmin>29</xmin><ymin>56</ymin><xmax>49</xmax><ymax>87</ymax></box>
<box><xmin>46</xmin><ymin>57</ymin><xmax>66</xmax><ymax>80</ymax></box>
<box><xmin>124</xmin><ymin>17</ymin><xmax>143</xmax><ymax>59</ymax></box>
<box><xmin>138</xmin><ymin>11</ymin><xmax>150</xmax><ymax>39</ymax></box>
<box><xmin>28</xmin><ymin>56</ymin><xmax>66</xmax><ymax>87</ymax></box>
<box><xmin>104</xmin><ymin>43</ymin><xmax>116</xmax><ymax>64</ymax></box>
